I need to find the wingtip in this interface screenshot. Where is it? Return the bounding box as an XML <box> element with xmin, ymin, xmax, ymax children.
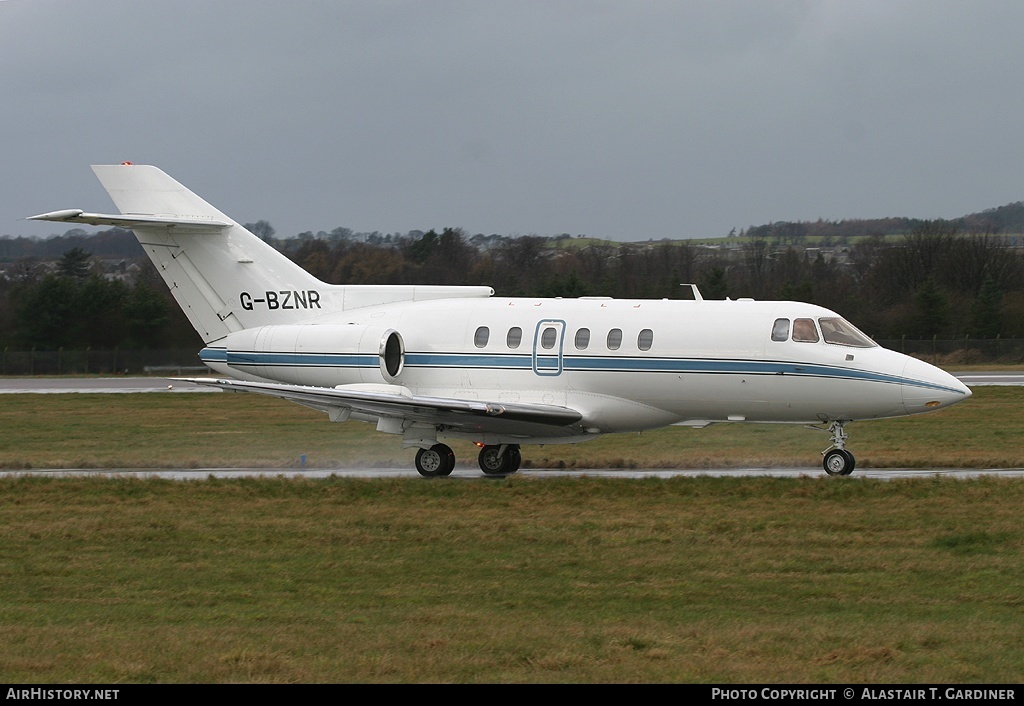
<box><xmin>26</xmin><ymin>209</ymin><xmax>84</xmax><ymax>222</ymax></box>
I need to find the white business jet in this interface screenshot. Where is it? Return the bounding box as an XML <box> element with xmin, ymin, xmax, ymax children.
<box><xmin>29</xmin><ymin>165</ymin><xmax>971</xmax><ymax>476</ymax></box>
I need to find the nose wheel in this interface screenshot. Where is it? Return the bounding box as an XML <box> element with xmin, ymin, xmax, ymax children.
<box><xmin>823</xmin><ymin>448</ymin><xmax>855</xmax><ymax>476</ymax></box>
<box><xmin>819</xmin><ymin>421</ymin><xmax>855</xmax><ymax>476</ymax></box>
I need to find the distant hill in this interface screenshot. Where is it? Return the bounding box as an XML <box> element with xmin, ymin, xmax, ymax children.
<box><xmin>730</xmin><ymin>201</ymin><xmax>1024</xmax><ymax>245</ymax></box>
<box><xmin>961</xmin><ymin>201</ymin><xmax>1024</xmax><ymax>233</ymax></box>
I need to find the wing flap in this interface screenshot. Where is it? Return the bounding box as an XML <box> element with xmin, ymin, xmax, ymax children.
<box><xmin>176</xmin><ymin>378</ymin><xmax>585</xmax><ymax>436</ymax></box>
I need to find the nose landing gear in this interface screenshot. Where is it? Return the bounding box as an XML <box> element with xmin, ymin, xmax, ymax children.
<box><xmin>819</xmin><ymin>420</ymin><xmax>855</xmax><ymax>476</ymax></box>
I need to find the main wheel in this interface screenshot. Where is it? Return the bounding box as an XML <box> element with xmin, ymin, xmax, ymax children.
<box><xmin>415</xmin><ymin>444</ymin><xmax>455</xmax><ymax>477</ymax></box>
<box><xmin>823</xmin><ymin>449</ymin><xmax>855</xmax><ymax>476</ymax></box>
<box><xmin>506</xmin><ymin>445</ymin><xmax>522</xmax><ymax>473</ymax></box>
<box><xmin>478</xmin><ymin>445</ymin><xmax>512</xmax><ymax>475</ymax></box>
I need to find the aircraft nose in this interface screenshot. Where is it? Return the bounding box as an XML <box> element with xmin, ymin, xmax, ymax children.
<box><xmin>901</xmin><ymin>357</ymin><xmax>972</xmax><ymax>414</ymax></box>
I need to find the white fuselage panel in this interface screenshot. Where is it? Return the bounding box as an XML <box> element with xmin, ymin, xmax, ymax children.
<box><xmin>201</xmin><ymin>297</ymin><xmax>968</xmax><ymax>435</ymax></box>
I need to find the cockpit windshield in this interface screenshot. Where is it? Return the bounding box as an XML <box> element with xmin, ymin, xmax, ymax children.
<box><xmin>818</xmin><ymin>317</ymin><xmax>876</xmax><ymax>348</ymax></box>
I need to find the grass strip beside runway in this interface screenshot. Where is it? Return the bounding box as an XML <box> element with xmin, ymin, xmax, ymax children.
<box><xmin>0</xmin><ymin>387</ymin><xmax>1020</xmax><ymax>469</ymax></box>
<box><xmin>0</xmin><ymin>475</ymin><xmax>1021</xmax><ymax>682</ymax></box>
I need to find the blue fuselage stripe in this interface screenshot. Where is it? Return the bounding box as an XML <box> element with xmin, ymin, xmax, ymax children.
<box><xmin>199</xmin><ymin>347</ymin><xmax>965</xmax><ymax>396</ymax></box>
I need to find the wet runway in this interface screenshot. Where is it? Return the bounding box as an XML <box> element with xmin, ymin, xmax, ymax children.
<box><xmin>0</xmin><ymin>373</ymin><xmax>1019</xmax><ymax>480</ymax></box>
<box><xmin>955</xmin><ymin>372</ymin><xmax>1024</xmax><ymax>386</ymax></box>
<box><xmin>3</xmin><ymin>467</ymin><xmax>1023</xmax><ymax>480</ymax></box>
<box><xmin>0</xmin><ymin>377</ymin><xmax>216</xmax><ymax>393</ymax></box>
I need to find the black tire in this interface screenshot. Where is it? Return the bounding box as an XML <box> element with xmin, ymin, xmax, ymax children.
<box><xmin>839</xmin><ymin>449</ymin><xmax>855</xmax><ymax>476</ymax></box>
<box><xmin>506</xmin><ymin>445</ymin><xmax>522</xmax><ymax>473</ymax></box>
<box><xmin>478</xmin><ymin>445</ymin><xmax>510</xmax><ymax>475</ymax></box>
<box><xmin>416</xmin><ymin>444</ymin><xmax>455</xmax><ymax>477</ymax></box>
<box><xmin>823</xmin><ymin>449</ymin><xmax>855</xmax><ymax>476</ymax></box>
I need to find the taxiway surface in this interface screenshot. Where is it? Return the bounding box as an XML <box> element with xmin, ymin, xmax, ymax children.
<box><xmin>2</xmin><ymin>467</ymin><xmax>1023</xmax><ymax>480</ymax></box>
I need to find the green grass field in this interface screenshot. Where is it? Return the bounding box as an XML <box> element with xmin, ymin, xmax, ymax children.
<box><xmin>0</xmin><ymin>387</ymin><xmax>1020</xmax><ymax>470</ymax></box>
<box><xmin>0</xmin><ymin>388</ymin><xmax>1022</xmax><ymax>683</ymax></box>
<box><xmin>0</xmin><ymin>475</ymin><xmax>1021</xmax><ymax>683</ymax></box>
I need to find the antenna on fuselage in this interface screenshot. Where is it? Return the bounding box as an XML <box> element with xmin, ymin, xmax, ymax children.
<box><xmin>680</xmin><ymin>284</ymin><xmax>704</xmax><ymax>301</ymax></box>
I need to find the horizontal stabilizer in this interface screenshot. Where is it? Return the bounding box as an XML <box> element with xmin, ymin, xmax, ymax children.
<box><xmin>27</xmin><ymin>209</ymin><xmax>230</xmax><ymax>229</ymax></box>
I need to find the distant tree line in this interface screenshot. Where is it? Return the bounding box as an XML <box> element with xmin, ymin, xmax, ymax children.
<box><xmin>282</xmin><ymin>223</ymin><xmax>1024</xmax><ymax>341</ymax></box>
<box><xmin>0</xmin><ymin>247</ymin><xmax>190</xmax><ymax>350</ymax></box>
<box><xmin>3</xmin><ymin>218</ymin><xmax>1024</xmax><ymax>353</ymax></box>
<box><xmin>0</xmin><ymin>229</ymin><xmax>141</xmax><ymax>261</ymax></box>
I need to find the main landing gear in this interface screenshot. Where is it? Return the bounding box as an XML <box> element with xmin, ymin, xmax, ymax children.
<box><xmin>413</xmin><ymin>443</ymin><xmax>522</xmax><ymax>478</ymax></box>
<box><xmin>819</xmin><ymin>420</ymin><xmax>855</xmax><ymax>476</ymax></box>
<box><xmin>477</xmin><ymin>444</ymin><xmax>522</xmax><ymax>476</ymax></box>
<box><xmin>414</xmin><ymin>444</ymin><xmax>455</xmax><ymax>478</ymax></box>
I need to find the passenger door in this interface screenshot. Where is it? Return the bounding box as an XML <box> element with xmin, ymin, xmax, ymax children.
<box><xmin>532</xmin><ymin>319</ymin><xmax>566</xmax><ymax>376</ymax></box>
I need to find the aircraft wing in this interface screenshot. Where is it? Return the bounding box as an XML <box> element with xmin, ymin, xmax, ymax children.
<box><xmin>26</xmin><ymin>209</ymin><xmax>230</xmax><ymax>230</ymax></box>
<box><xmin>176</xmin><ymin>378</ymin><xmax>586</xmax><ymax>438</ymax></box>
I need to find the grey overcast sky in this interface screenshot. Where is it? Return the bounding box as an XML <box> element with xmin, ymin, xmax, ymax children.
<box><xmin>5</xmin><ymin>0</ymin><xmax>1024</xmax><ymax>241</ymax></box>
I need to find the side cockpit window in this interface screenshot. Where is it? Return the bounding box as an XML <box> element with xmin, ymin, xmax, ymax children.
<box><xmin>771</xmin><ymin>318</ymin><xmax>790</xmax><ymax>342</ymax></box>
<box><xmin>792</xmin><ymin>318</ymin><xmax>819</xmax><ymax>343</ymax></box>
<box><xmin>819</xmin><ymin>317</ymin><xmax>876</xmax><ymax>348</ymax></box>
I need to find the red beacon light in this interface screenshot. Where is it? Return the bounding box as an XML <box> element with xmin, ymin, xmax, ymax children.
<box><xmin>121</xmin><ymin>161</ymin><xmax>133</xmax><ymax>166</ymax></box>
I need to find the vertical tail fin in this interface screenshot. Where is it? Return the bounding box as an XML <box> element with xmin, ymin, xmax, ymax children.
<box><xmin>89</xmin><ymin>164</ymin><xmax>326</xmax><ymax>343</ymax></box>
<box><xmin>28</xmin><ymin>164</ymin><xmax>497</xmax><ymax>345</ymax></box>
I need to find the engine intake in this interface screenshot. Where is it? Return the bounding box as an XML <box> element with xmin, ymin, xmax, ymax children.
<box><xmin>219</xmin><ymin>324</ymin><xmax>405</xmax><ymax>385</ymax></box>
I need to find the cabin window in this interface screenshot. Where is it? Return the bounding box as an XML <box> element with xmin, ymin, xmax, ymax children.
<box><xmin>771</xmin><ymin>318</ymin><xmax>790</xmax><ymax>342</ymax></box>
<box><xmin>506</xmin><ymin>327</ymin><xmax>522</xmax><ymax>349</ymax></box>
<box><xmin>607</xmin><ymin>328</ymin><xmax>622</xmax><ymax>350</ymax></box>
<box><xmin>818</xmin><ymin>317</ymin><xmax>876</xmax><ymax>348</ymax></box>
<box><xmin>575</xmin><ymin>328</ymin><xmax>590</xmax><ymax>349</ymax></box>
<box><xmin>638</xmin><ymin>329</ymin><xmax>653</xmax><ymax>351</ymax></box>
<box><xmin>474</xmin><ymin>326</ymin><xmax>490</xmax><ymax>348</ymax></box>
<box><xmin>540</xmin><ymin>327</ymin><xmax>557</xmax><ymax>349</ymax></box>
<box><xmin>792</xmin><ymin>318</ymin><xmax>819</xmax><ymax>343</ymax></box>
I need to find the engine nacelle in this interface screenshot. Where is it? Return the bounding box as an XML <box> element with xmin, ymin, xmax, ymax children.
<box><xmin>220</xmin><ymin>324</ymin><xmax>405</xmax><ymax>386</ymax></box>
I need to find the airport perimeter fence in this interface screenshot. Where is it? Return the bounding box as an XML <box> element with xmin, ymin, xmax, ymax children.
<box><xmin>876</xmin><ymin>337</ymin><xmax>1024</xmax><ymax>366</ymax></box>
<box><xmin>0</xmin><ymin>339</ymin><xmax>1022</xmax><ymax>377</ymax></box>
<box><xmin>0</xmin><ymin>348</ymin><xmax>207</xmax><ymax>376</ymax></box>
